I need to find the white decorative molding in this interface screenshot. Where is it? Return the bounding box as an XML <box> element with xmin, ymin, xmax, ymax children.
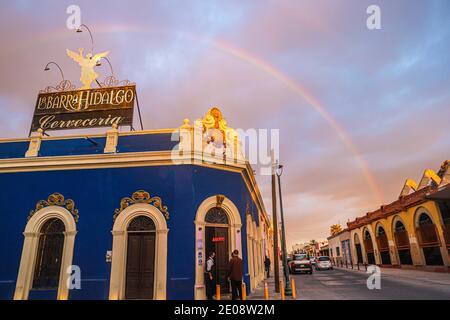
<box><xmin>104</xmin><ymin>124</ymin><xmax>119</xmax><ymax>153</ymax></box>
<box><xmin>176</xmin><ymin>107</ymin><xmax>246</xmax><ymax>166</ymax></box>
<box><xmin>193</xmin><ymin>196</ymin><xmax>242</xmax><ymax>300</ymax></box>
<box><xmin>14</xmin><ymin>206</ymin><xmax>77</xmax><ymax>300</ymax></box>
<box><xmin>109</xmin><ymin>203</ymin><xmax>168</xmax><ymax>300</ymax></box>
<box><xmin>25</xmin><ymin>129</ymin><xmax>43</xmax><ymax>158</ymax></box>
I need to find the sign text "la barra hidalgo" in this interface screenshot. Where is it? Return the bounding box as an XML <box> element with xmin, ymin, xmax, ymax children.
<box><xmin>31</xmin><ymin>85</ymin><xmax>136</xmax><ymax>132</ymax></box>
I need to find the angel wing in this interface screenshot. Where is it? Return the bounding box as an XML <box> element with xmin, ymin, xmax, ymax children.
<box><xmin>92</xmin><ymin>51</ymin><xmax>109</xmax><ymax>62</ymax></box>
<box><xmin>66</xmin><ymin>49</ymin><xmax>83</xmax><ymax>64</ymax></box>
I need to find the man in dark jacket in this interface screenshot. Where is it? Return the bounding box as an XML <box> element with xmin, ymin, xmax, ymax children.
<box><xmin>264</xmin><ymin>256</ymin><xmax>271</xmax><ymax>278</ymax></box>
<box><xmin>227</xmin><ymin>249</ymin><xmax>243</xmax><ymax>300</ymax></box>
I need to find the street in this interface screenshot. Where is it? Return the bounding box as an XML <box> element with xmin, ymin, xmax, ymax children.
<box><xmin>290</xmin><ymin>267</ymin><xmax>450</xmax><ymax>300</ymax></box>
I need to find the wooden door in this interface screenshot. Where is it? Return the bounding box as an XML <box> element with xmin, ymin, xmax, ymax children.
<box><xmin>205</xmin><ymin>226</ymin><xmax>230</xmax><ymax>293</ymax></box>
<box><xmin>125</xmin><ymin>232</ymin><xmax>156</xmax><ymax>299</ymax></box>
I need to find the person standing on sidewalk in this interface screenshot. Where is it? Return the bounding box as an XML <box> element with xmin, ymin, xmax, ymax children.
<box><xmin>227</xmin><ymin>249</ymin><xmax>243</xmax><ymax>300</ymax></box>
<box><xmin>205</xmin><ymin>252</ymin><xmax>216</xmax><ymax>300</ymax></box>
<box><xmin>264</xmin><ymin>255</ymin><xmax>271</xmax><ymax>278</ymax></box>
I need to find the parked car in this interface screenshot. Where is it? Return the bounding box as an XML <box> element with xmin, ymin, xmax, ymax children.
<box><xmin>316</xmin><ymin>256</ymin><xmax>333</xmax><ymax>271</ymax></box>
<box><xmin>289</xmin><ymin>254</ymin><xmax>313</xmax><ymax>274</ymax></box>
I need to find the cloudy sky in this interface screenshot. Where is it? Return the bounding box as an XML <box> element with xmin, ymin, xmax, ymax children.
<box><xmin>1</xmin><ymin>0</ymin><xmax>449</xmax><ymax>248</ymax></box>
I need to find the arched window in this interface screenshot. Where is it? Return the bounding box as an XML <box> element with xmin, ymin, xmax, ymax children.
<box><xmin>418</xmin><ymin>213</ymin><xmax>433</xmax><ymax>226</ymax></box>
<box><xmin>32</xmin><ymin>218</ymin><xmax>65</xmax><ymax>290</ymax></box>
<box><xmin>393</xmin><ymin>219</ymin><xmax>412</xmax><ymax>264</ymax></box>
<box><xmin>363</xmin><ymin>229</ymin><xmax>375</xmax><ymax>264</ymax></box>
<box><xmin>354</xmin><ymin>233</ymin><xmax>363</xmax><ymax>263</ymax></box>
<box><xmin>205</xmin><ymin>207</ymin><xmax>229</xmax><ymax>224</ymax></box>
<box><xmin>395</xmin><ymin>221</ymin><xmax>406</xmax><ymax>232</ymax></box>
<box><xmin>416</xmin><ymin>212</ymin><xmax>443</xmax><ymax>265</ymax></box>
<box><xmin>128</xmin><ymin>216</ymin><xmax>155</xmax><ymax>232</ymax></box>
<box><xmin>376</xmin><ymin>225</ymin><xmax>390</xmax><ymax>264</ymax></box>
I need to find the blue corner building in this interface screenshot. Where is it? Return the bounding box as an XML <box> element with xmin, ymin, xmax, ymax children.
<box><xmin>0</xmin><ymin>108</ymin><xmax>270</xmax><ymax>300</ymax></box>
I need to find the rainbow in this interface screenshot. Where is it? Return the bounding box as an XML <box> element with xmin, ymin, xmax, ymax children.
<box><xmin>11</xmin><ymin>24</ymin><xmax>383</xmax><ymax>202</ymax></box>
<box><xmin>209</xmin><ymin>39</ymin><xmax>383</xmax><ymax>202</ymax></box>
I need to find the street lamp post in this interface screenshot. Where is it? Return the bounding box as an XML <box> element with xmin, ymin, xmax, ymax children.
<box><xmin>276</xmin><ymin>163</ymin><xmax>292</xmax><ymax>296</ymax></box>
<box><xmin>271</xmin><ymin>151</ymin><xmax>280</xmax><ymax>293</ymax></box>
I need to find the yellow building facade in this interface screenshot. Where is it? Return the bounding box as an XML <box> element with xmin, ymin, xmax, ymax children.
<box><xmin>347</xmin><ymin>161</ymin><xmax>450</xmax><ymax>271</ymax></box>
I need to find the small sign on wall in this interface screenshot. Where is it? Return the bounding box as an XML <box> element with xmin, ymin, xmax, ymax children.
<box><xmin>105</xmin><ymin>250</ymin><xmax>112</xmax><ymax>263</ymax></box>
<box><xmin>197</xmin><ymin>251</ymin><xmax>203</xmax><ymax>266</ymax></box>
<box><xmin>197</xmin><ymin>228</ymin><xmax>203</xmax><ymax>249</ymax></box>
<box><xmin>212</xmin><ymin>236</ymin><xmax>225</xmax><ymax>242</ymax></box>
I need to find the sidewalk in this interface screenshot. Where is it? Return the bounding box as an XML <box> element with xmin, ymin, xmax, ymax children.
<box><xmin>248</xmin><ymin>267</ymin><xmax>295</xmax><ymax>300</ymax></box>
<box><xmin>334</xmin><ymin>265</ymin><xmax>450</xmax><ymax>286</ymax></box>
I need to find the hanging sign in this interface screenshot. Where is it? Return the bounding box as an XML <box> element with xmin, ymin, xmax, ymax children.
<box><xmin>30</xmin><ymin>85</ymin><xmax>136</xmax><ymax>132</ymax></box>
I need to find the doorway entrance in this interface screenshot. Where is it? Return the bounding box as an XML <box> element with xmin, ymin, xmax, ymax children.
<box><xmin>205</xmin><ymin>226</ymin><xmax>229</xmax><ymax>294</ymax></box>
<box><xmin>364</xmin><ymin>230</ymin><xmax>376</xmax><ymax>265</ymax></box>
<box><xmin>376</xmin><ymin>226</ymin><xmax>391</xmax><ymax>265</ymax></box>
<box><xmin>125</xmin><ymin>216</ymin><xmax>156</xmax><ymax>299</ymax></box>
<box><xmin>417</xmin><ymin>213</ymin><xmax>444</xmax><ymax>266</ymax></box>
<box><xmin>354</xmin><ymin>234</ymin><xmax>364</xmax><ymax>263</ymax></box>
<box><xmin>204</xmin><ymin>207</ymin><xmax>230</xmax><ymax>294</ymax></box>
<box><xmin>394</xmin><ymin>220</ymin><xmax>413</xmax><ymax>265</ymax></box>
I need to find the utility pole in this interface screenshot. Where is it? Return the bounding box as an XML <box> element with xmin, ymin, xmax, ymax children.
<box><xmin>271</xmin><ymin>150</ymin><xmax>280</xmax><ymax>293</ymax></box>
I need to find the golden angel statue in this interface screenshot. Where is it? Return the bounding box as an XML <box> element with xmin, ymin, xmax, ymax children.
<box><xmin>66</xmin><ymin>48</ymin><xmax>109</xmax><ymax>89</ymax></box>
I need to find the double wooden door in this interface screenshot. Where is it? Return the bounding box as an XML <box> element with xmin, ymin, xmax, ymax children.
<box><xmin>125</xmin><ymin>232</ymin><xmax>156</xmax><ymax>299</ymax></box>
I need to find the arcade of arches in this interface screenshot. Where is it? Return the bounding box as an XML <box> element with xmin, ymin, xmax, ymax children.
<box><xmin>345</xmin><ymin>162</ymin><xmax>450</xmax><ymax>271</ymax></box>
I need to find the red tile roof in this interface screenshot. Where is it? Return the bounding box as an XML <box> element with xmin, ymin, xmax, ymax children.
<box><xmin>347</xmin><ymin>184</ymin><xmax>449</xmax><ymax>230</ymax></box>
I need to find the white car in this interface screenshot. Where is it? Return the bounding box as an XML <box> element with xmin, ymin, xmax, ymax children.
<box><xmin>315</xmin><ymin>256</ymin><xmax>333</xmax><ymax>270</ymax></box>
<box><xmin>289</xmin><ymin>254</ymin><xmax>313</xmax><ymax>274</ymax></box>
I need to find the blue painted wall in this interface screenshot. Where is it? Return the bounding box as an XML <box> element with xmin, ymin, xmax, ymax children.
<box><xmin>0</xmin><ymin>164</ymin><xmax>258</xmax><ymax>300</ymax></box>
<box><xmin>0</xmin><ymin>132</ymin><xmax>178</xmax><ymax>159</ymax></box>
